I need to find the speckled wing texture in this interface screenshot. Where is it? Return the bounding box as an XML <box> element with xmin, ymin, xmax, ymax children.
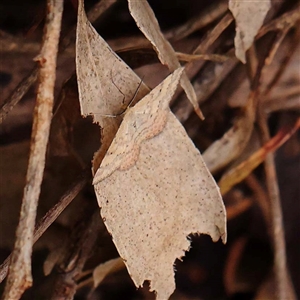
<box><xmin>76</xmin><ymin>0</ymin><xmax>150</xmax><ymax>172</ymax></box>
<box><xmin>76</xmin><ymin>0</ymin><xmax>149</xmax><ymax>119</ymax></box>
<box><xmin>93</xmin><ymin>68</ymin><xmax>227</xmax><ymax>300</ymax></box>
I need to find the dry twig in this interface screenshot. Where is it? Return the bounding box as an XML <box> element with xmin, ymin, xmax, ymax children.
<box><xmin>172</xmin><ymin>13</ymin><xmax>234</xmax><ymax>122</ymax></box>
<box><xmin>166</xmin><ymin>0</ymin><xmax>228</xmax><ymax>41</ymax></box>
<box><xmin>257</xmin><ymin>109</ymin><xmax>297</xmax><ymax>300</ymax></box>
<box><xmin>0</xmin><ymin>0</ymin><xmax>118</xmax><ymax>124</ymax></box>
<box><xmin>50</xmin><ymin>212</ymin><xmax>101</xmax><ymax>300</ymax></box>
<box><xmin>263</xmin><ymin>27</ymin><xmax>300</xmax><ymax>96</ymax></box>
<box><xmin>0</xmin><ymin>170</ymin><xmax>89</xmax><ymax>283</ymax></box>
<box><xmin>219</xmin><ymin>119</ymin><xmax>300</xmax><ymax>195</ymax></box>
<box><xmin>0</xmin><ymin>67</ymin><xmax>38</xmax><ymax>124</ymax></box>
<box><xmin>3</xmin><ymin>1</ymin><xmax>63</xmax><ymax>298</ymax></box>
<box><xmin>0</xmin><ymin>1</ymin><xmax>299</xmax><ymax>298</ymax></box>
<box><xmin>250</xmin><ymin>23</ymin><xmax>298</xmax><ymax>298</ymax></box>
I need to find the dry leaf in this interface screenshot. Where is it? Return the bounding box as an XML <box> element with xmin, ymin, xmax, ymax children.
<box><xmin>93</xmin><ymin>257</ymin><xmax>125</xmax><ymax>288</ymax></box>
<box><xmin>76</xmin><ymin>0</ymin><xmax>150</xmax><ymax>171</ymax></box>
<box><xmin>128</xmin><ymin>0</ymin><xmax>204</xmax><ymax>120</ymax></box>
<box><xmin>229</xmin><ymin>0</ymin><xmax>271</xmax><ymax>63</ymax></box>
<box><xmin>93</xmin><ymin>68</ymin><xmax>226</xmax><ymax>300</ymax></box>
<box><xmin>203</xmin><ymin>91</ymin><xmax>256</xmax><ymax>174</ymax></box>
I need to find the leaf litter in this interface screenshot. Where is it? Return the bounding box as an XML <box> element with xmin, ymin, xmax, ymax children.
<box><xmin>1</xmin><ymin>0</ymin><xmax>299</xmax><ymax>299</ymax></box>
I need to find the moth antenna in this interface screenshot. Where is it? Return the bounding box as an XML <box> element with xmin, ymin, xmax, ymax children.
<box><xmin>115</xmin><ymin>76</ymin><xmax>145</xmax><ymax>117</ymax></box>
<box><xmin>92</xmin><ymin>76</ymin><xmax>145</xmax><ymax>118</ymax></box>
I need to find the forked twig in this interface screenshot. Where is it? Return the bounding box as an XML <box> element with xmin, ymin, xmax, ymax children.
<box><xmin>50</xmin><ymin>212</ymin><xmax>101</xmax><ymax>300</ymax></box>
<box><xmin>263</xmin><ymin>26</ymin><xmax>300</xmax><ymax>97</ymax></box>
<box><xmin>3</xmin><ymin>1</ymin><xmax>63</xmax><ymax>298</ymax></box>
<box><xmin>253</xmin><ymin>20</ymin><xmax>297</xmax><ymax>298</ymax></box>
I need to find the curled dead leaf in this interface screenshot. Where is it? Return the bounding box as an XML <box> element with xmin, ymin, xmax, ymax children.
<box><xmin>229</xmin><ymin>0</ymin><xmax>271</xmax><ymax>63</ymax></box>
<box><xmin>128</xmin><ymin>0</ymin><xmax>204</xmax><ymax>120</ymax></box>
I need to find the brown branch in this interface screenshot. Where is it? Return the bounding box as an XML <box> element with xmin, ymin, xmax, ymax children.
<box><xmin>263</xmin><ymin>27</ymin><xmax>300</xmax><ymax>97</ymax></box>
<box><xmin>51</xmin><ymin>212</ymin><xmax>101</xmax><ymax>300</ymax></box>
<box><xmin>0</xmin><ymin>170</ymin><xmax>89</xmax><ymax>283</ymax></box>
<box><xmin>253</xmin><ymin>19</ymin><xmax>298</xmax><ymax>299</ymax></box>
<box><xmin>165</xmin><ymin>0</ymin><xmax>228</xmax><ymax>41</ymax></box>
<box><xmin>257</xmin><ymin>3</ymin><xmax>300</xmax><ymax>39</ymax></box>
<box><xmin>176</xmin><ymin>52</ymin><xmax>230</xmax><ymax>63</ymax></box>
<box><xmin>219</xmin><ymin>119</ymin><xmax>300</xmax><ymax>195</ymax></box>
<box><xmin>0</xmin><ymin>66</ymin><xmax>38</xmax><ymax>124</ymax></box>
<box><xmin>172</xmin><ymin>13</ymin><xmax>234</xmax><ymax>122</ymax></box>
<box><xmin>3</xmin><ymin>1</ymin><xmax>64</xmax><ymax>298</ymax></box>
<box><xmin>245</xmin><ymin>174</ymin><xmax>270</xmax><ymax>225</ymax></box>
<box><xmin>86</xmin><ymin>0</ymin><xmax>118</xmax><ymax>24</ymax></box>
<box><xmin>255</xmin><ymin>29</ymin><xmax>299</xmax><ymax>296</ymax></box>
<box><xmin>34</xmin><ymin>170</ymin><xmax>90</xmax><ymax>243</ymax></box>
<box><xmin>257</xmin><ymin>110</ymin><xmax>297</xmax><ymax>300</ymax></box>
<box><xmin>264</xmin><ymin>94</ymin><xmax>300</xmax><ymax>113</ymax></box>
<box><xmin>243</xmin><ymin>25</ymin><xmax>298</xmax><ymax>297</ymax></box>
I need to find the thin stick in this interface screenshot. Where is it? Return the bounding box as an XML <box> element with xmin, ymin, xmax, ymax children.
<box><xmin>3</xmin><ymin>1</ymin><xmax>63</xmax><ymax>299</ymax></box>
<box><xmin>257</xmin><ymin>109</ymin><xmax>297</xmax><ymax>300</ymax></box>
<box><xmin>172</xmin><ymin>13</ymin><xmax>234</xmax><ymax>122</ymax></box>
<box><xmin>0</xmin><ymin>170</ymin><xmax>89</xmax><ymax>283</ymax></box>
<box><xmin>165</xmin><ymin>0</ymin><xmax>228</xmax><ymax>41</ymax></box>
<box><xmin>245</xmin><ymin>174</ymin><xmax>270</xmax><ymax>225</ymax></box>
<box><xmin>0</xmin><ymin>66</ymin><xmax>38</xmax><ymax>124</ymax></box>
<box><xmin>255</xmin><ymin>20</ymin><xmax>297</xmax><ymax>299</ymax></box>
<box><xmin>0</xmin><ymin>0</ymin><xmax>118</xmax><ymax>124</ymax></box>
<box><xmin>50</xmin><ymin>212</ymin><xmax>101</xmax><ymax>300</ymax></box>
<box><xmin>263</xmin><ymin>28</ymin><xmax>300</xmax><ymax>97</ymax></box>
<box><xmin>257</xmin><ymin>3</ymin><xmax>300</xmax><ymax>39</ymax></box>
